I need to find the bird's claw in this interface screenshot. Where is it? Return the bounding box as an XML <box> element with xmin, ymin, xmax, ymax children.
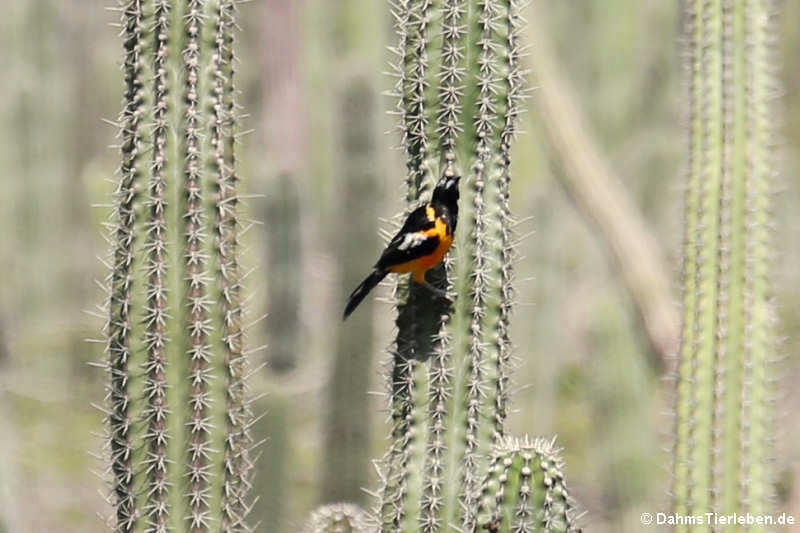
<box><xmin>418</xmin><ymin>280</ymin><xmax>448</xmax><ymax>299</ymax></box>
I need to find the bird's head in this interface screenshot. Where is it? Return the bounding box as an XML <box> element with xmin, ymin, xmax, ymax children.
<box><xmin>432</xmin><ymin>174</ymin><xmax>461</xmax><ymax>206</ymax></box>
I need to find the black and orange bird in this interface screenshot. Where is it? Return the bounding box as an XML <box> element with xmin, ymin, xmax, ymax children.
<box><xmin>343</xmin><ymin>174</ymin><xmax>461</xmax><ymax>320</ymax></box>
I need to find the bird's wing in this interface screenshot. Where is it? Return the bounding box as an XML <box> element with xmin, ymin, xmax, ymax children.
<box><xmin>397</xmin><ymin>204</ymin><xmax>435</xmax><ymax>234</ymax></box>
<box><xmin>376</xmin><ymin>205</ymin><xmax>440</xmax><ymax>269</ymax></box>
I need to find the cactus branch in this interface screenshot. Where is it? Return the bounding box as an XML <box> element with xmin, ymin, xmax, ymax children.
<box><xmin>525</xmin><ymin>14</ymin><xmax>680</xmax><ymax>372</ymax></box>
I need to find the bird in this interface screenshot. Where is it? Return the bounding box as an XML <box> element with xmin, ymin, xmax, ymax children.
<box><xmin>343</xmin><ymin>174</ymin><xmax>461</xmax><ymax>320</ymax></box>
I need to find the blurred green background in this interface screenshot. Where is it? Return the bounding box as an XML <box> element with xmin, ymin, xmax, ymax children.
<box><xmin>0</xmin><ymin>1</ymin><xmax>798</xmax><ymax>532</ymax></box>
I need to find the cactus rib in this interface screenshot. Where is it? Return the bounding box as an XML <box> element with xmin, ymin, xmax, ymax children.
<box><xmin>142</xmin><ymin>1</ymin><xmax>172</xmax><ymax>531</ymax></box>
<box><xmin>214</xmin><ymin>0</ymin><xmax>254</xmax><ymax>530</ymax></box>
<box><xmin>419</xmin><ymin>320</ymin><xmax>453</xmax><ymax>532</ymax></box>
<box><xmin>492</xmin><ymin>0</ymin><xmax>523</xmax><ymax>440</ymax></box>
<box><xmin>457</xmin><ymin>1</ymin><xmax>503</xmax><ymax>527</ymax></box>
<box><xmin>181</xmin><ymin>2</ymin><xmax>216</xmax><ymax>530</ymax></box>
<box><xmin>105</xmin><ymin>1</ymin><xmax>145</xmax><ymax>530</ymax></box>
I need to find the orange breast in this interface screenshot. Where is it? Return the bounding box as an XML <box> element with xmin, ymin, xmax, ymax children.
<box><xmin>388</xmin><ymin>216</ymin><xmax>453</xmax><ymax>282</ymax></box>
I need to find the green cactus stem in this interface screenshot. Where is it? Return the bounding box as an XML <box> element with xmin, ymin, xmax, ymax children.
<box><xmin>672</xmin><ymin>0</ymin><xmax>778</xmax><ymax>529</ymax></box>
<box><xmin>101</xmin><ymin>1</ymin><xmax>253</xmax><ymax>532</ymax></box>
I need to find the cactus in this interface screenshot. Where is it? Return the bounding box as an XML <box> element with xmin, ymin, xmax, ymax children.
<box><xmin>263</xmin><ymin>174</ymin><xmax>301</xmax><ymax>373</ymax></box>
<box><xmin>474</xmin><ymin>436</ymin><xmax>578</xmax><ymax>533</ymax></box>
<box><xmin>323</xmin><ymin>74</ymin><xmax>380</xmax><ymax>504</ymax></box>
<box><xmin>101</xmin><ymin>1</ymin><xmax>253</xmax><ymax>532</ymax></box>
<box><xmin>302</xmin><ymin>504</ymin><xmax>373</xmax><ymax>533</ymax></box>
<box><xmin>374</xmin><ymin>1</ymin><xmax>532</xmax><ymax>532</ymax></box>
<box><xmin>672</xmin><ymin>0</ymin><xmax>778</xmax><ymax>528</ymax></box>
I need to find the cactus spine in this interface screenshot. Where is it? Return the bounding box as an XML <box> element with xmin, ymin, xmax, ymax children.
<box><xmin>102</xmin><ymin>1</ymin><xmax>252</xmax><ymax>532</ymax></box>
<box><xmin>672</xmin><ymin>0</ymin><xmax>777</xmax><ymax>528</ymax></box>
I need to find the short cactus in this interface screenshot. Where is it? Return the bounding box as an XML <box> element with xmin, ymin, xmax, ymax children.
<box><xmin>474</xmin><ymin>436</ymin><xmax>578</xmax><ymax>533</ymax></box>
<box><xmin>101</xmin><ymin>1</ymin><xmax>253</xmax><ymax>532</ymax></box>
<box><xmin>302</xmin><ymin>504</ymin><xmax>373</xmax><ymax>533</ymax></box>
<box><xmin>672</xmin><ymin>0</ymin><xmax>778</xmax><ymax>528</ymax></box>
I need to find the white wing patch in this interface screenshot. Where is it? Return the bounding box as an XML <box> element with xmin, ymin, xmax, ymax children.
<box><xmin>397</xmin><ymin>232</ymin><xmax>428</xmax><ymax>251</ymax></box>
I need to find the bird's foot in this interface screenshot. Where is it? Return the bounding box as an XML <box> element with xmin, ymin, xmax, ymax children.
<box><xmin>418</xmin><ymin>280</ymin><xmax>448</xmax><ymax>299</ymax></box>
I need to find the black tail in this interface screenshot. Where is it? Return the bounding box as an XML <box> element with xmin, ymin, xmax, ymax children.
<box><xmin>343</xmin><ymin>269</ymin><xmax>387</xmax><ymax>320</ymax></box>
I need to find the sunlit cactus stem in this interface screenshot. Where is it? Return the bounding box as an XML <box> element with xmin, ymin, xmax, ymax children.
<box><xmin>672</xmin><ymin>0</ymin><xmax>778</xmax><ymax>528</ymax></box>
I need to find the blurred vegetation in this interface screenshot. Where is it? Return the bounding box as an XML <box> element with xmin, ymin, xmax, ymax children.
<box><xmin>1</xmin><ymin>1</ymin><xmax>799</xmax><ymax>532</ymax></box>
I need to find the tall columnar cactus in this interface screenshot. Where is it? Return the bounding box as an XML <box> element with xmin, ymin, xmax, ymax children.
<box><xmin>375</xmin><ymin>1</ymin><xmax>531</xmax><ymax>532</ymax></box>
<box><xmin>102</xmin><ymin>1</ymin><xmax>253</xmax><ymax>532</ymax></box>
<box><xmin>263</xmin><ymin>174</ymin><xmax>301</xmax><ymax>373</ymax></box>
<box><xmin>672</xmin><ymin>0</ymin><xmax>777</xmax><ymax>528</ymax></box>
<box><xmin>323</xmin><ymin>75</ymin><xmax>380</xmax><ymax>504</ymax></box>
